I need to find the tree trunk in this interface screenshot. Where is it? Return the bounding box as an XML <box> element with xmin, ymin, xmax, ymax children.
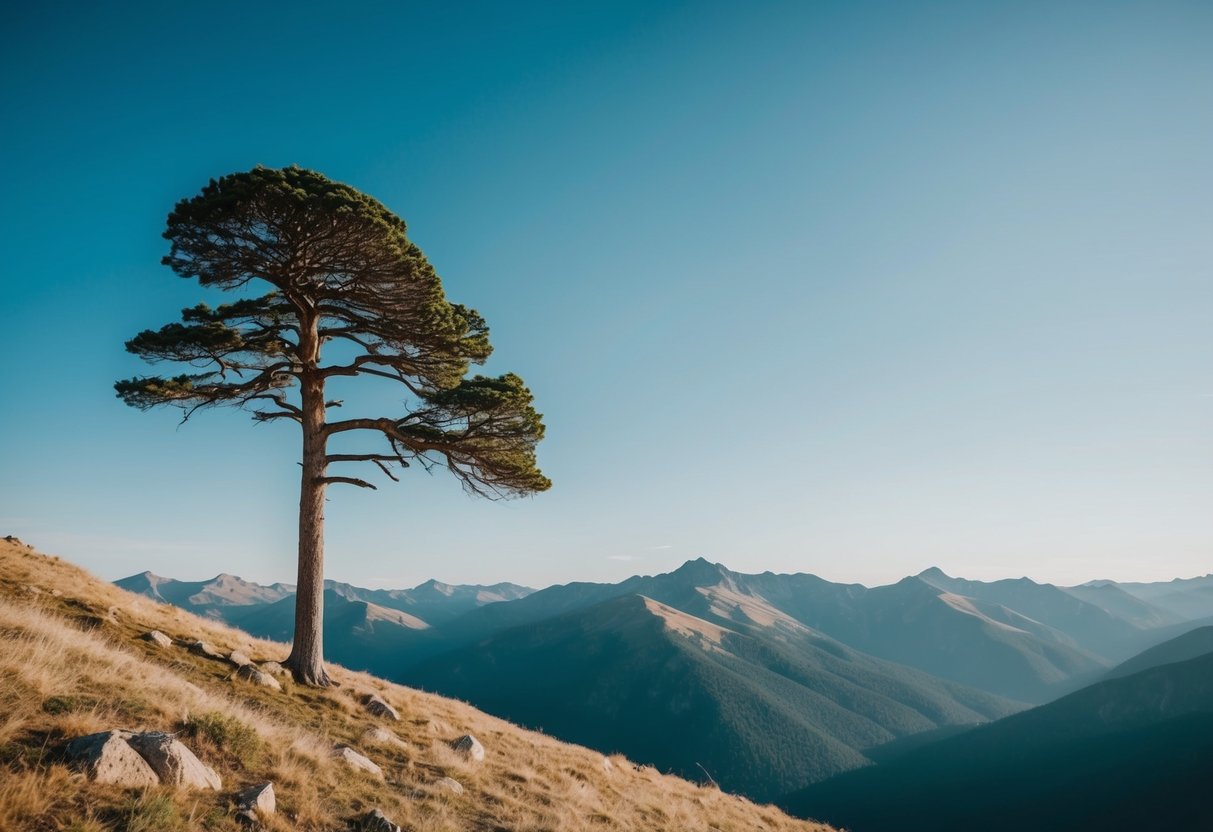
<box><xmin>286</xmin><ymin>315</ymin><xmax>332</xmax><ymax>686</ymax></box>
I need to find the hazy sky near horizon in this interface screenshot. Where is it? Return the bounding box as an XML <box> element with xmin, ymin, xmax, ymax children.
<box><xmin>2</xmin><ymin>1</ymin><xmax>1211</xmax><ymax>590</ymax></box>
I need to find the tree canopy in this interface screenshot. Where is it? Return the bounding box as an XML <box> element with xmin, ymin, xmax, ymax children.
<box><xmin>117</xmin><ymin>165</ymin><xmax>549</xmax><ymax>684</ymax></box>
<box><xmin>116</xmin><ymin>165</ymin><xmax>550</xmax><ymax>498</ymax></box>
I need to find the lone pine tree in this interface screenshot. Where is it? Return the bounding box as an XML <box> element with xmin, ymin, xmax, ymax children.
<box><xmin>116</xmin><ymin>166</ymin><xmax>550</xmax><ymax>685</ymax></box>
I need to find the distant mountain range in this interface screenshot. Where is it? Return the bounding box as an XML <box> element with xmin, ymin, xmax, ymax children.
<box><xmin>117</xmin><ymin>559</ymin><xmax>1213</xmax><ymax>802</ymax></box>
<box><xmin>780</xmin><ymin>625</ymin><xmax>1213</xmax><ymax>831</ymax></box>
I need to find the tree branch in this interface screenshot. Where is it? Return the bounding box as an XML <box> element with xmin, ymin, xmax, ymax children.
<box><xmin>317</xmin><ymin>476</ymin><xmax>377</xmax><ymax>489</ymax></box>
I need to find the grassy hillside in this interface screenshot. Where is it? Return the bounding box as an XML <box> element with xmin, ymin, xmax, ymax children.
<box><xmin>408</xmin><ymin>592</ymin><xmax>1018</xmax><ymax>801</ymax></box>
<box><xmin>780</xmin><ymin>650</ymin><xmax>1213</xmax><ymax>831</ymax></box>
<box><xmin>0</xmin><ymin>538</ymin><xmax>829</xmax><ymax>832</ymax></box>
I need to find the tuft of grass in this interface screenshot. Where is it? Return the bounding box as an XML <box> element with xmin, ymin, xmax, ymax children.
<box><xmin>185</xmin><ymin>711</ymin><xmax>263</xmax><ymax>768</ymax></box>
<box><xmin>42</xmin><ymin>694</ymin><xmax>92</xmax><ymax>715</ymax></box>
<box><xmin>115</xmin><ymin>792</ymin><xmax>185</xmax><ymax>832</ymax></box>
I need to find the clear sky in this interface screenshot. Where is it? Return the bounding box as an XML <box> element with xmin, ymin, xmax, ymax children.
<box><xmin>2</xmin><ymin>1</ymin><xmax>1210</xmax><ymax>590</ymax></box>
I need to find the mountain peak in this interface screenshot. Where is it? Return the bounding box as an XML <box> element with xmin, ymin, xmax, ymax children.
<box><xmin>670</xmin><ymin>557</ymin><xmax>729</xmax><ymax>585</ymax></box>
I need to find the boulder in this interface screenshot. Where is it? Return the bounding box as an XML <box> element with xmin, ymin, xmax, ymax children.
<box><xmin>259</xmin><ymin>661</ymin><xmax>288</xmax><ymax>676</ymax></box>
<box><xmin>127</xmin><ymin>731</ymin><xmax>222</xmax><ymax>790</ymax></box>
<box><xmin>332</xmin><ymin>744</ymin><xmax>382</xmax><ymax>777</ymax></box>
<box><xmin>235</xmin><ymin>664</ymin><xmax>282</xmax><ymax>691</ymax></box>
<box><xmin>236</xmin><ymin>781</ymin><xmax>275</xmax><ymax>821</ymax></box>
<box><xmin>363</xmin><ymin>694</ymin><xmax>399</xmax><ymax>721</ymax></box>
<box><xmin>144</xmin><ymin>630</ymin><xmax>172</xmax><ymax>648</ymax></box>
<box><xmin>187</xmin><ymin>639</ymin><xmax>224</xmax><ymax>660</ymax></box>
<box><xmin>362</xmin><ymin>726</ymin><xmax>406</xmax><ymax>748</ymax></box>
<box><xmin>435</xmin><ymin>776</ymin><xmax>465</xmax><ymax>794</ymax></box>
<box><xmin>360</xmin><ymin>809</ymin><xmax>403</xmax><ymax>832</ymax></box>
<box><xmin>66</xmin><ymin>730</ymin><xmax>159</xmax><ymax>788</ymax></box>
<box><xmin>450</xmin><ymin>733</ymin><xmax>485</xmax><ymax>762</ymax></box>
<box><xmin>229</xmin><ymin>650</ymin><xmax>253</xmax><ymax>667</ymax></box>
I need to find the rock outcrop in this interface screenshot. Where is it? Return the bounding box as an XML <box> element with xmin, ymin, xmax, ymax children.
<box><xmin>127</xmin><ymin>731</ymin><xmax>223</xmax><ymax>790</ymax></box>
<box><xmin>235</xmin><ymin>664</ymin><xmax>282</xmax><ymax>691</ymax></box>
<box><xmin>436</xmin><ymin>776</ymin><xmax>465</xmax><ymax>794</ymax></box>
<box><xmin>143</xmin><ymin>630</ymin><xmax>172</xmax><ymax>648</ymax></box>
<box><xmin>66</xmin><ymin>730</ymin><xmax>159</xmax><ymax>787</ymax></box>
<box><xmin>451</xmin><ymin>733</ymin><xmax>485</xmax><ymax>762</ymax></box>
<box><xmin>360</xmin><ymin>808</ymin><xmax>403</xmax><ymax>832</ymax></box>
<box><xmin>362</xmin><ymin>726</ymin><xmax>406</xmax><ymax>748</ymax></box>
<box><xmin>187</xmin><ymin>639</ymin><xmax>224</xmax><ymax>660</ymax></box>
<box><xmin>364</xmin><ymin>694</ymin><xmax>400</xmax><ymax>721</ymax></box>
<box><xmin>236</xmin><ymin>781</ymin><xmax>276</xmax><ymax>823</ymax></box>
<box><xmin>332</xmin><ymin>744</ymin><xmax>383</xmax><ymax>777</ymax></box>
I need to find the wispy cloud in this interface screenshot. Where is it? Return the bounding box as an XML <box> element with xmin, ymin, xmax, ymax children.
<box><xmin>608</xmin><ymin>555</ymin><xmax>642</xmax><ymax>562</ymax></box>
<box><xmin>647</xmin><ymin>544</ymin><xmax>673</xmax><ymax>550</ymax></box>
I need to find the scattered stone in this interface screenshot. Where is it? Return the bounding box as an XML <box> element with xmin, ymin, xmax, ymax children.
<box><xmin>66</xmin><ymin>730</ymin><xmax>159</xmax><ymax>788</ymax></box>
<box><xmin>259</xmin><ymin>661</ymin><xmax>288</xmax><ymax>676</ymax></box>
<box><xmin>332</xmin><ymin>744</ymin><xmax>382</xmax><ymax>777</ymax></box>
<box><xmin>187</xmin><ymin>639</ymin><xmax>224</xmax><ymax>660</ymax></box>
<box><xmin>360</xmin><ymin>808</ymin><xmax>403</xmax><ymax>832</ymax></box>
<box><xmin>235</xmin><ymin>664</ymin><xmax>282</xmax><ymax>691</ymax></box>
<box><xmin>363</xmin><ymin>694</ymin><xmax>400</xmax><ymax>721</ymax></box>
<box><xmin>50</xmin><ymin>588</ymin><xmax>63</xmax><ymax>597</ymax></box>
<box><xmin>127</xmin><ymin>731</ymin><xmax>222</xmax><ymax>790</ymax></box>
<box><xmin>144</xmin><ymin>630</ymin><xmax>172</xmax><ymax>648</ymax></box>
<box><xmin>362</xmin><ymin>726</ymin><xmax>406</xmax><ymax>748</ymax></box>
<box><xmin>601</xmin><ymin>756</ymin><xmax>614</xmax><ymax>774</ymax></box>
<box><xmin>435</xmin><ymin>776</ymin><xmax>465</xmax><ymax>794</ymax></box>
<box><xmin>229</xmin><ymin>650</ymin><xmax>253</xmax><ymax>667</ymax></box>
<box><xmin>235</xmin><ymin>781</ymin><xmax>275</xmax><ymax>822</ymax></box>
<box><xmin>451</xmin><ymin>734</ymin><xmax>484</xmax><ymax>762</ymax></box>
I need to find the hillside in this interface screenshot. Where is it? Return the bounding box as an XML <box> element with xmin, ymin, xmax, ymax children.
<box><xmin>408</xmin><ymin>592</ymin><xmax>1018</xmax><ymax>800</ymax></box>
<box><xmin>1105</xmin><ymin>625</ymin><xmax>1213</xmax><ymax>680</ymax></box>
<box><xmin>1082</xmin><ymin>574</ymin><xmax>1213</xmax><ymax>621</ymax></box>
<box><xmin>0</xmin><ymin>537</ymin><xmax>829</xmax><ymax>832</ymax></box>
<box><xmin>401</xmin><ymin>559</ymin><xmax>1113</xmax><ymax>702</ymax></box>
<box><xmin>780</xmin><ymin>650</ymin><xmax>1213</xmax><ymax>831</ymax></box>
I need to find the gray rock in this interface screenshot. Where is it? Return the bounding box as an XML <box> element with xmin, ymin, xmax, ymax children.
<box><xmin>451</xmin><ymin>733</ymin><xmax>485</xmax><ymax>762</ymax></box>
<box><xmin>332</xmin><ymin>744</ymin><xmax>382</xmax><ymax>777</ymax></box>
<box><xmin>363</xmin><ymin>694</ymin><xmax>399</xmax><ymax>721</ymax></box>
<box><xmin>66</xmin><ymin>730</ymin><xmax>159</xmax><ymax>787</ymax></box>
<box><xmin>435</xmin><ymin>776</ymin><xmax>465</xmax><ymax>794</ymax></box>
<box><xmin>259</xmin><ymin>661</ymin><xmax>288</xmax><ymax>676</ymax></box>
<box><xmin>229</xmin><ymin>650</ymin><xmax>254</xmax><ymax>667</ymax></box>
<box><xmin>236</xmin><ymin>781</ymin><xmax>275</xmax><ymax>816</ymax></box>
<box><xmin>144</xmin><ymin>630</ymin><xmax>172</xmax><ymax>648</ymax></box>
<box><xmin>187</xmin><ymin>639</ymin><xmax>224</xmax><ymax>659</ymax></box>
<box><xmin>362</xmin><ymin>726</ymin><xmax>406</xmax><ymax>748</ymax></box>
<box><xmin>127</xmin><ymin>731</ymin><xmax>222</xmax><ymax>790</ymax></box>
<box><xmin>235</xmin><ymin>664</ymin><xmax>282</xmax><ymax>691</ymax></box>
<box><xmin>360</xmin><ymin>808</ymin><xmax>403</xmax><ymax>832</ymax></box>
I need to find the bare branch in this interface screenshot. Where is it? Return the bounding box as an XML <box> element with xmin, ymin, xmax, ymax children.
<box><xmin>317</xmin><ymin>476</ymin><xmax>377</xmax><ymax>489</ymax></box>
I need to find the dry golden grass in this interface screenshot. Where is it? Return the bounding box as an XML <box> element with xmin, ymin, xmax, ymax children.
<box><xmin>0</xmin><ymin>537</ymin><xmax>833</xmax><ymax>832</ymax></box>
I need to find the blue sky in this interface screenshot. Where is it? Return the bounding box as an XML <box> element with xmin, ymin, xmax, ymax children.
<box><xmin>1</xmin><ymin>1</ymin><xmax>1210</xmax><ymax>589</ymax></box>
